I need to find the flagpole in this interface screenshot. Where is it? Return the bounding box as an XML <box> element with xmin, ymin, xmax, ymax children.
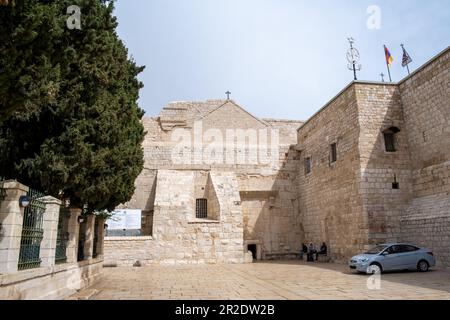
<box><xmin>387</xmin><ymin>63</ymin><xmax>392</xmax><ymax>82</ymax></box>
<box><xmin>401</xmin><ymin>44</ymin><xmax>411</xmax><ymax>75</ymax></box>
<box><xmin>384</xmin><ymin>45</ymin><xmax>392</xmax><ymax>82</ymax></box>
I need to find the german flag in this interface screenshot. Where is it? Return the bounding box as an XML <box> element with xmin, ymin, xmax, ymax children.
<box><xmin>384</xmin><ymin>45</ymin><xmax>394</xmax><ymax>66</ymax></box>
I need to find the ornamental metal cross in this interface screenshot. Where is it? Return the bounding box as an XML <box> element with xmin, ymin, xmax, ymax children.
<box><xmin>225</xmin><ymin>91</ymin><xmax>231</xmax><ymax>100</ymax></box>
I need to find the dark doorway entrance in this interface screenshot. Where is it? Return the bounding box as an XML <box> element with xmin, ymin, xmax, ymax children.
<box><xmin>247</xmin><ymin>244</ymin><xmax>257</xmax><ymax>260</ymax></box>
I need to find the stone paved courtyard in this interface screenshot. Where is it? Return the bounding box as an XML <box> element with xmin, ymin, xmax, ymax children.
<box><xmin>71</xmin><ymin>261</ymin><xmax>450</xmax><ymax>300</ymax></box>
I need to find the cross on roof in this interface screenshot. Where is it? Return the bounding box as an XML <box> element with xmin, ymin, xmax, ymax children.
<box><xmin>225</xmin><ymin>91</ymin><xmax>231</xmax><ymax>100</ymax></box>
<box><xmin>380</xmin><ymin>73</ymin><xmax>385</xmax><ymax>82</ymax></box>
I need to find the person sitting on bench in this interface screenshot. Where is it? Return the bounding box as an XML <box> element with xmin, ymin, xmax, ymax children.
<box><xmin>307</xmin><ymin>243</ymin><xmax>316</xmax><ymax>262</ymax></box>
<box><xmin>316</xmin><ymin>242</ymin><xmax>328</xmax><ymax>261</ymax></box>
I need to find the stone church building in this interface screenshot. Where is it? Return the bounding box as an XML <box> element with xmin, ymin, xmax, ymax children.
<box><xmin>104</xmin><ymin>46</ymin><xmax>449</xmax><ymax>268</ymax></box>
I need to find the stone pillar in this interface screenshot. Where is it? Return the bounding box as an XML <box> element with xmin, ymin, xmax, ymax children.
<box><xmin>96</xmin><ymin>217</ymin><xmax>106</xmax><ymax>258</ymax></box>
<box><xmin>83</xmin><ymin>214</ymin><xmax>95</xmax><ymax>260</ymax></box>
<box><xmin>40</xmin><ymin>196</ymin><xmax>62</xmax><ymax>268</ymax></box>
<box><xmin>0</xmin><ymin>181</ymin><xmax>29</xmax><ymax>273</ymax></box>
<box><xmin>66</xmin><ymin>207</ymin><xmax>81</xmax><ymax>264</ymax></box>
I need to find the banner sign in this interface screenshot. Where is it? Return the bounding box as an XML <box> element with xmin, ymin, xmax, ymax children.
<box><xmin>107</xmin><ymin>209</ymin><xmax>142</xmax><ymax>230</ymax></box>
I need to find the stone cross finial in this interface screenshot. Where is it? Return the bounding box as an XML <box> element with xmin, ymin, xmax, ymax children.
<box><xmin>225</xmin><ymin>91</ymin><xmax>231</xmax><ymax>100</ymax></box>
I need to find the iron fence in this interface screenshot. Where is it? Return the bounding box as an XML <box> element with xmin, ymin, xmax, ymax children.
<box><xmin>0</xmin><ymin>178</ymin><xmax>6</xmax><ymax>205</ymax></box>
<box><xmin>92</xmin><ymin>218</ymin><xmax>99</xmax><ymax>258</ymax></box>
<box><xmin>55</xmin><ymin>206</ymin><xmax>70</xmax><ymax>264</ymax></box>
<box><xmin>77</xmin><ymin>217</ymin><xmax>87</xmax><ymax>261</ymax></box>
<box><xmin>18</xmin><ymin>188</ymin><xmax>46</xmax><ymax>271</ymax></box>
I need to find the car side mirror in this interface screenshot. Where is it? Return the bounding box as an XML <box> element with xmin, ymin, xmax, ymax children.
<box><xmin>381</xmin><ymin>251</ymin><xmax>389</xmax><ymax>256</ymax></box>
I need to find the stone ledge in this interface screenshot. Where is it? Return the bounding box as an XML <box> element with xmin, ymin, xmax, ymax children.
<box><xmin>0</xmin><ymin>257</ymin><xmax>103</xmax><ymax>286</ymax></box>
<box><xmin>188</xmin><ymin>219</ymin><xmax>220</xmax><ymax>224</ymax></box>
<box><xmin>105</xmin><ymin>236</ymin><xmax>153</xmax><ymax>241</ymax></box>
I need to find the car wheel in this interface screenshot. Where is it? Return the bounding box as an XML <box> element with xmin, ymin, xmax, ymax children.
<box><xmin>417</xmin><ymin>260</ymin><xmax>429</xmax><ymax>272</ymax></box>
<box><xmin>367</xmin><ymin>263</ymin><xmax>382</xmax><ymax>275</ymax></box>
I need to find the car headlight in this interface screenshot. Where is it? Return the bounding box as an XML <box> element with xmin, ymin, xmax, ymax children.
<box><xmin>360</xmin><ymin>258</ymin><xmax>369</xmax><ymax>263</ymax></box>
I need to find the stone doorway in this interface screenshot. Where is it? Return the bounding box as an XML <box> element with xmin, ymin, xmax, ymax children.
<box><xmin>247</xmin><ymin>244</ymin><xmax>257</xmax><ymax>260</ymax></box>
<box><xmin>244</xmin><ymin>240</ymin><xmax>262</xmax><ymax>260</ymax></box>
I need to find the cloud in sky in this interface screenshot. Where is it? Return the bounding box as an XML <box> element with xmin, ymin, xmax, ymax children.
<box><xmin>114</xmin><ymin>0</ymin><xmax>449</xmax><ymax>120</ymax></box>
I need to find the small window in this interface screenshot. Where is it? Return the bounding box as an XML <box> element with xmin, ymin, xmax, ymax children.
<box><xmin>383</xmin><ymin>127</ymin><xmax>400</xmax><ymax>152</ymax></box>
<box><xmin>330</xmin><ymin>143</ymin><xmax>337</xmax><ymax>163</ymax></box>
<box><xmin>305</xmin><ymin>157</ymin><xmax>312</xmax><ymax>175</ymax></box>
<box><xmin>196</xmin><ymin>199</ymin><xmax>208</xmax><ymax>219</ymax></box>
<box><xmin>384</xmin><ymin>132</ymin><xmax>396</xmax><ymax>152</ymax></box>
<box><xmin>392</xmin><ymin>174</ymin><xmax>400</xmax><ymax>189</ymax></box>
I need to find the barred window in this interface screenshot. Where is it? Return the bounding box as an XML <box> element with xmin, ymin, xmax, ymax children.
<box><xmin>196</xmin><ymin>199</ymin><xmax>208</xmax><ymax>219</ymax></box>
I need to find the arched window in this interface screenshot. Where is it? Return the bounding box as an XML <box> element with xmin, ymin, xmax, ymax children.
<box><xmin>383</xmin><ymin>127</ymin><xmax>400</xmax><ymax>152</ymax></box>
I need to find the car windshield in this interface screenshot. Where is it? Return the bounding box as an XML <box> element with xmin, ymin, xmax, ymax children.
<box><xmin>364</xmin><ymin>245</ymin><xmax>388</xmax><ymax>254</ymax></box>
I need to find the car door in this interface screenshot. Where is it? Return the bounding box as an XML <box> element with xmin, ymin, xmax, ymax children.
<box><xmin>380</xmin><ymin>245</ymin><xmax>403</xmax><ymax>271</ymax></box>
<box><xmin>399</xmin><ymin>245</ymin><xmax>420</xmax><ymax>269</ymax></box>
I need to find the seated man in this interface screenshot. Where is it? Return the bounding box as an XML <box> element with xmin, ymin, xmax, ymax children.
<box><xmin>307</xmin><ymin>243</ymin><xmax>316</xmax><ymax>262</ymax></box>
<box><xmin>316</xmin><ymin>242</ymin><xmax>328</xmax><ymax>261</ymax></box>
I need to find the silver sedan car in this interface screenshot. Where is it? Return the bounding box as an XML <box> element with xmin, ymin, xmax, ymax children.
<box><xmin>349</xmin><ymin>243</ymin><xmax>436</xmax><ymax>274</ymax></box>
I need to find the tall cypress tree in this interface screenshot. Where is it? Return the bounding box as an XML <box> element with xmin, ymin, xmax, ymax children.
<box><xmin>0</xmin><ymin>0</ymin><xmax>145</xmax><ymax>211</ymax></box>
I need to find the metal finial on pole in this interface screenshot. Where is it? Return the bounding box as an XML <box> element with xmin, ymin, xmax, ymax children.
<box><xmin>225</xmin><ymin>91</ymin><xmax>231</xmax><ymax>100</ymax></box>
<box><xmin>347</xmin><ymin>37</ymin><xmax>362</xmax><ymax>81</ymax></box>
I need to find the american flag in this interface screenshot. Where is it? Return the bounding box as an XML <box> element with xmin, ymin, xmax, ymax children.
<box><xmin>402</xmin><ymin>46</ymin><xmax>413</xmax><ymax>67</ymax></box>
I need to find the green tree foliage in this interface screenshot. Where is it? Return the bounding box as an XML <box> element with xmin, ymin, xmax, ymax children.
<box><xmin>0</xmin><ymin>0</ymin><xmax>145</xmax><ymax>211</ymax></box>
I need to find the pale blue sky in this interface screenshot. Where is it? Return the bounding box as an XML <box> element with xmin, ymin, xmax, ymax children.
<box><xmin>114</xmin><ymin>0</ymin><xmax>449</xmax><ymax>120</ymax></box>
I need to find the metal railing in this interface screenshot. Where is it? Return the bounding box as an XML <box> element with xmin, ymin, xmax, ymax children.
<box><xmin>18</xmin><ymin>188</ymin><xmax>46</xmax><ymax>271</ymax></box>
<box><xmin>77</xmin><ymin>217</ymin><xmax>87</xmax><ymax>262</ymax></box>
<box><xmin>0</xmin><ymin>178</ymin><xmax>6</xmax><ymax>205</ymax></box>
<box><xmin>92</xmin><ymin>218</ymin><xmax>99</xmax><ymax>258</ymax></box>
<box><xmin>55</xmin><ymin>206</ymin><xmax>70</xmax><ymax>264</ymax></box>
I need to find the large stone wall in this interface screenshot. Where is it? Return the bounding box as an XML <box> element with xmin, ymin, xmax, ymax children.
<box><xmin>105</xmin><ymin>170</ymin><xmax>245</xmax><ymax>265</ymax></box>
<box><xmin>297</xmin><ymin>84</ymin><xmax>367</xmax><ymax>261</ymax></box>
<box><xmin>398</xmin><ymin>47</ymin><xmax>450</xmax><ymax>268</ymax></box>
<box><xmin>107</xmin><ymin>100</ymin><xmax>303</xmax><ymax>264</ymax></box>
<box><xmin>356</xmin><ymin>83</ymin><xmax>413</xmax><ymax>245</ymax></box>
<box><xmin>296</xmin><ymin>47</ymin><xmax>449</xmax><ymax>266</ymax></box>
<box><xmin>108</xmin><ymin>47</ymin><xmax>449</xmax><ymax>267</ymax></box>
<box><xmin>0</xmin><ymin>258</ymin><xmax>103</xmax><ymax>300</ymax></box>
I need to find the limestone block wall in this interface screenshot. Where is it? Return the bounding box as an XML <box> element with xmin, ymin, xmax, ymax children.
<box><xmin>397</xmin><ymin>47</ymin><xmax>450</xmax><ymax>268</ymax></box>
<box><xmin>0</xmin><ymin>258</ymin><xmax>103</xmax><ymax>300</ymax></box>
<box><xmin>113</xmin><ymin>100</ymin><xmax>303</xmax><ymax>263</ymax></box>
<box><xmin>398</xmin><ymin>47</ymin><xmax>450</xmax><ymax>198</ymax></box>
<box><xmin>238</xmin><ymin>160</ymin><xmax>302</xmax><ymax>258</ymax></box>
<box><xmin>356</xmin><ymin>83</ymin><xmax>413</xmax><ymax>245</ymax></box>
<box><xmin>399</xmin><ymin>48</ymin><xmax>450</xmax><ymax>192</ymax></box>
<box><xmin>103</xmin><ymin>236</ymin><xmax>156</xmax><ymax>266</ymax></box>
<box><xmin>297</xmin><ymin>85</ymin><xmax>367</xmax><ymax>261</ymax></box>
<box><xmin>152</xmin><ymin>170</ymin><xmax>244</xmax><ymax>264</ymax></box>
<box><xmin>105</xmin><ymin>170</ymin><xmax>245</xmax><ymax>265</ymax></box>
<box><xmin>400</xmin><ymin>194</ymin><xmax>450</xmax><ymax>268</ymax></box>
